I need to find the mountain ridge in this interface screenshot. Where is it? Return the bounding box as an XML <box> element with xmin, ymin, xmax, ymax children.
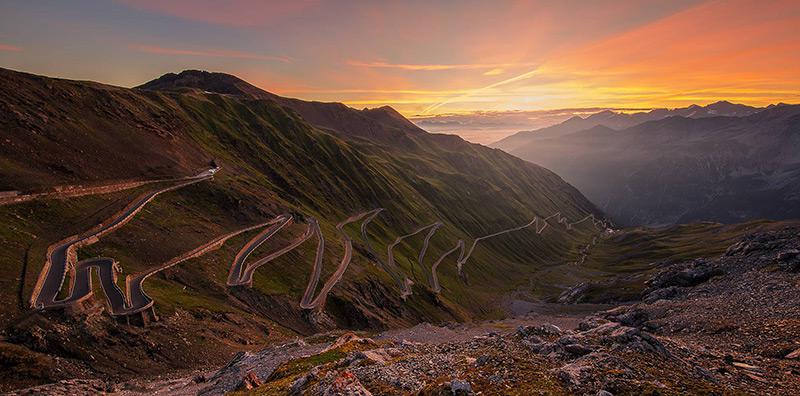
<box><xmin>492</xmin><ymin>101</ymin><xmax>765</xmax><ymax>150</ymax></box>
<box><xmin>497</xmin><ymin>104</ymin><xmax>800</xmax><ymax>226</ymax></box>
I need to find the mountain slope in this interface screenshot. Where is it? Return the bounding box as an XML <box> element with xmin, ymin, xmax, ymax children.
<box><xmin>496</xmin><ymin>106</ymin><xmax>800</xmax><ymax>226</ymax></box>
<box><xmin>137</xmin><ymin>70</ymin><xmax>426</xmax><ymax>143</ymax></box>
<box><xmin>492</xmin><ymin>101</ymin><xmax>762</xmax><ymax>150</ymax></box>
<box><xmin>0</xmin><ymin>68</ymin><xmax>604</xmax><ymax>389</ymax></box>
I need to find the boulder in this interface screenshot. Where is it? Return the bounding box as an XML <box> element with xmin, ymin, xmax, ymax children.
<box><xmin>643</xmin><ymin>286</ymin><xmax>680</xmax><ymax>303</ymax></box>
<box><xmin>776</xmin><ymin>249</ymin><xmax>800</xmax><ymax>272</ymax></box>
<box><xmin>450</xmin><ymin>379</ymin><xmax>473</xmax><ymax>395</ymax></box>
<box><xmin>235</xmin><ymin>371</ymin><xmax>262</xmax><ymax>391</ymax></box>
<box><xmin>646</xmin><ymin>259</ymin><xmax>723</xmax><ymax>290</ymax></box>
<box><xmin>516</xmin><ymin>323</ymin><xmax>562</xmax><ymax>339</ymax></box>
<box><xmin>563</xmin><ymin>343</ymin><xmax>594</xmax><ymax>357</ymax></box>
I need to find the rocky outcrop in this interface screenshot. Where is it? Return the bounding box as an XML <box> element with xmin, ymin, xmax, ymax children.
<box><xmin>3</xmin><ymin>379</ymin><xmax>110</xmax><ymax>396</ymax></box>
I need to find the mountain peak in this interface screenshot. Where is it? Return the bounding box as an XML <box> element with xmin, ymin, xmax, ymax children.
<box><xmin>137</xmin><ymin>70</ymin><xmax>276</xmax><ymax>99</ymax></box>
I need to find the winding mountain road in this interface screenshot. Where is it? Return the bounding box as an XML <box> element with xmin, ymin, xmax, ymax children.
<box><xmin>357</xmin><ymin>208</ymin><xmax>408</xmax><ymax>296</ymax></box>
<box><xmin>226</xmin><ymin>215</ymin><xmax>293</xmax><ymax>286</ymax></box>
<box><xmin>124</xmin><ymin>221</ymin><xmax>275</xmax><ymax>315</ymax></box>
<box><xmin>386</xmin><ymin>222</ymin><xmax>442</xmax><ymax>299</ymax></box>
<box><xmin>1</xmin><ymin>168</ymin><xmax>219</xmax><ymax>207</ymax></box>
<box><xmin>30</xmin><ymin>170</ymin><xmax>216</xmax><ymax>309</ymax></box>
<box><xmin>298</xmin><ymin>210</ymin><xmax>379</xmax><ymax>310</ymax></box>
<box><xmin>28</xmin><ymin>163</ymin><xmax>607</xmax><ymax>317</ymax></box>
<box><xmin>422</xmin><ymin>213</ymin><xmax>607</xmax><ymax>294</ymax></box>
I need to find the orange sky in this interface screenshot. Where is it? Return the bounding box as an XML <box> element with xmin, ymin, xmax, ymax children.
<box><xmin>1</xmin><ymin>0</ymin><xmax>798</xmax><ymax>127</ymax></box>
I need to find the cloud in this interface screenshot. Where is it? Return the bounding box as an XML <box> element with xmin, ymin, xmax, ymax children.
<box><xmin>422</xmin><ymin>67</ymin><xmax>542</xmax><ymax>114</ymax></box>
<box><xmin>347</xmin><ymin>60</ymin><xmax>535</xmax><ymax>72</ymax></box>
<box><xmin>483</xmin><ymin>68</ymin><xmax>504</xmax><ymax>76</ymax></box>
<box><xmin>0</xmin><ymin>44</ymin><xmax>22</xmax><ymax>52</ymax></box>
<box><xmin>131</xmin><ymin>44</ymin><xmax>290</xmax><ymax>62</ymax></box>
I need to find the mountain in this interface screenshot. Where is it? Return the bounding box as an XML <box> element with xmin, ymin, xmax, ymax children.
<box><xmin>492</xmin><ymin>101</ymin><xmax>762</xmax><ymax>150</ymax></box>
<box><xmin>138</xmin><ymin>70</ymin><xmax>426</xmax><ymax>142</ymax></box>
<box><xmin>496</xmin><ymin>105</ymin><xmax>800</xmax><ymax>226</ymax></box>
<box><xmin>0</xmin><ymin>67</ymin><xmax>606</xmax><ymax>389</ymax></box>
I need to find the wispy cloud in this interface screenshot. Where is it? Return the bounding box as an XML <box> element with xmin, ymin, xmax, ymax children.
<box><xmin>131</xmin><ymin>44</ymin><xmax>291</xmax><ymax>62</ymax></box>
<box><xmin>483</xmin><ymin>68</ymin><xmax>505</xmax><ymax>76</ymax></box>
<box><xmin>422</xmin><ymin>67</ymin><xmax>542</xmax><ymax>114</ymax></box>
<box><xmin>0</xmin><ymin>44</ymin><xmax>22</xmax><ymax>52</ymax></box>
<box><xmin>347</xmin><ymin>60</ymin><xmax>535</xmax><ymax>71</ymax></box>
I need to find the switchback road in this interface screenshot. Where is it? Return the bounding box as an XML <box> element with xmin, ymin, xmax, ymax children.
<box><xmin>31</xmin><ymin>170</ymin><xmax>215</xmax><ymax>309</ymax></box>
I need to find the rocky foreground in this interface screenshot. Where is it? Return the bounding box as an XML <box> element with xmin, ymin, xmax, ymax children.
<box><xmin>7</xmin><ymin>227</ymin><xmax>800</xmax><ymax>395</ymax></box>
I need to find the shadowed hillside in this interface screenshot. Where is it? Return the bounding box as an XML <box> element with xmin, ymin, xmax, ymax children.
<box><xmin>492</xmin><ymin>104</ymin><xmax>800</xmax><ymax>226</ymax></box>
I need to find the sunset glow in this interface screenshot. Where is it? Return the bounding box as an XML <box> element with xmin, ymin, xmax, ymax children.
<box><xmin>2</xmin><ymin>0</ymin><xmax>798</xmax><ymax>142</ymax></box>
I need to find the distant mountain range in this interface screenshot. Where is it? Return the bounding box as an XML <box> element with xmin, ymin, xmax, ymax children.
<box><xmin>491</xmin><ymin>102</ymin><xmax>800</xmax><ymax>226</ymax></box>
<box><xmin>492</xmin><ymin>101</ymin><xmax>763</xmax><ymax>150</ymax></box>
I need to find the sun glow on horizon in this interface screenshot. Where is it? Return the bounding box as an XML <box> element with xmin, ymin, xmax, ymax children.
<box><xmin>1</xmin><ymin>0</ymin><xmax>798</xmax><ymax>137</ymax></box>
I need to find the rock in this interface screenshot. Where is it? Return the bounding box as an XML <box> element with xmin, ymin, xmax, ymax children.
<box><xmin>345</xmin><ymin>351</ymin><xmax>367</xmax><ymax>366</ymax></box>
<box><xmin>557</xmin><ymin>335</ymin><xmax>579</xmax><ymax>345</ymax></box>
<box><xmin>643</xmin><ymin>286</ymin><xmax>680</xmax><ymax>303</ymax></box>
<box><xmin>554</xmin><ymin>352</ymin><xmax>631</xmax><ymax>389</ymax></box>
<box><xmin>475</xmin><ymin>355</ymin><xmax>490</xmax><ymax>366</ymax></box>
<box><xmin>4</xmin><ymin>379</ymin><xmax>108</xmax><ymax>396</ymax></box>
<box><xmin>614</xmin><ymin>308</ymin><xmax>649</xmax><ymax>327</ymax></box>
<box><xmin>290</xmin><ymin>367</ymin><xmax>318</xmax><ymax>395</ymax></box>
<box><xmin>597</xmin><ymin>391</ymin><xmax>614</xmax><ymax>396</ymax></box>
<box><xmin>776</xmin><ymin>249</ymin><xmax>799</xmax><ymax>261</ymax></box>
<box><xmin>776</xmin><ymin>249</ymin><xmax>800</xmax><ymax>272</ymax></box>
<box><xmin>578</xmin><ymin>317</ymin><xmax>609</xmax><ymax>331</ymax></box>
<box><xmin>558</xmin><ymin>282</ymin><xmax>590</xmax><ymax>304</ymax></box>
<box><xmin>725</xmin><ymin>241</ymin><xmax>750</xmax><ymax>256</ymax></box>
<box><xmin>731</xmin><ymin>361</ymin><xmax>760</xmax><ymax>370</ymax></box>
<box><xmin>527</xmin><ymin>341</ymin><xmax>562</xmax><ymax>355</ymax></box>
<box><xmin>235</xmin><ymin>371</ymin><xmax>262</xmax><ymax>391</ymax></box>
<box><xmin>450</xmin><ymin>379</ymin><xmax>473</xmax><ymax>395</ymax></box>
<box><xmin>516</xmin><ymin>323</ymin><xmax>562</xmax><ymax>338</ymax></box>
<box><xmin>646</xmin><ymin>259</ymin><xmax>723</xmax><ymax>290</ymax></box>
<box><xmin>324</xmin><ymin>333</ymin><xmax>377</xmax><ymax>352</ymax></box>
<box><xmin>580</xmin><ymin>321</ymin><xmax>622</xmax><ymax>337</ymax></box>
<box><xmin>324</xmin><ymin>371</ymin><xmax>372</xmax><ymax>396</ymax></box>
<box><xmin>784</xmin><ymin>348</ymin><xmax>800</xmax><ymax>359</ymax></box>
<box><xmin>348</xmin><ymin>348</ymin><xmax>397</xmax><ymax>364</ymax></box>
<box><xmin>563</xmin><ymin>343</ymin><xmax>593</xmax><ymax>356</ymax></box>
<box><xmin>192</xmin><ymin>374</ymin><xmax>206</xmax><ymax>383</ymax></box>
<box><xmin>605</xmin><ymin>326</ymin><xmax>669</xmax><ymax>357</ymax></box>
<box><xmin>488</xmin><ymin>374</ymin><xmax>503</xmax><ymax>384</ymax></box>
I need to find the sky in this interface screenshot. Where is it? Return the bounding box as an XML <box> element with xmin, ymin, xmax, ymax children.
<box><xmin>1</xmin><ymin>0</ymin><xmax>799</xmax><ymax>144</ymax></box>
